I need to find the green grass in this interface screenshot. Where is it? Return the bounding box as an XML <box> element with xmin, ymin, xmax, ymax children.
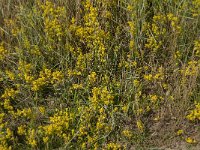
<box><xmin>0</xmin><ymin>0</ymin><xmax>200</xmax><ymax>149</ymax></box>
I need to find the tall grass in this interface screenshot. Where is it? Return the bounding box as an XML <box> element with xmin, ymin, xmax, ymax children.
<box><xmin>0</xmin><ymin>0</ymin><xmax>200</xmax><ymax>149</ymax></box>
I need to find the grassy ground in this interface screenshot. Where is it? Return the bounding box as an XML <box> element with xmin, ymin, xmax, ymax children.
<box><xmin>0</xmin><ymin>0</ymin><xmax>200</xmax><ymax>149</ymax></box>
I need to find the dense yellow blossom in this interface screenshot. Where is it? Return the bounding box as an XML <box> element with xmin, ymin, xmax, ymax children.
<box><xmin>1</xmin><ymin>88</ymin><xmax>18</xmax><ymax>99</ymax></box>
<box><xmin>186</xmin><ymin>102</ymin><xmax>200</xmax><ymax>121</ymax></box>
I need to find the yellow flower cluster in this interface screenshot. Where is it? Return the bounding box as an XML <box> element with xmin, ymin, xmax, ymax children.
<box><xmin>144</xmin><ymin>66</ymin><xmax>164</xmax><ymax>81</ymax></box>
<box><xmin>185</xmin><ymin>137</ymin><xmax>197</xmax><ymax>144</ymax></box>
<box><xmin>145</xmin><ymin>13</ymin><xmax>181</xmax><ymax>52</ymax></box>
<box><xmin>186</xmin><ymin>102</ymin><xmax>200</xmax><ymax>121</ymax></box>
<box><xmin>16</xmin><ymin>108</ymin><xmax>32</xmax><ymax>118</ymax></box>
<box><xmin>128</xmin><ymin>21</ymin><xmax>136</xmax><ymax>52</ymax></box>
<box><xmin>149</xmin><ymin>94</ymin><xmax>158</xmax><ymax>103</ymax></box>
<box><xmin>32</xmin><ymin>69</ymin><xmax>63</xmax><ymax>91</ymax></box>
<box><xmin>89</xmin><ymin>86</ymin><xmax>114</xmax><ymax>109</ymax></box>
<box><xmin>72</xmin><ymin>83</ymin><xmax>83</xmax><ymax>89</ymax></box>
<box><xmin>5</xmin><ymin>70</ymin><xmax>15</xmax><ymax>81</ymax></box>
<box><xmin>118</xmin><ymin>56</ymin><xmax>137</xmax><ymax>70</ymax></box>
<box><xmin>1</xmin><ymin>88</ymin><xmax>18</xmax><ymax>99</ymax></box>
<box><xmin>17</xmin><ymin>125</ymin><xmax>27</xmax><ymax>135</ymax></box>
<box><xmin>191</xmin><ymin>0</ymin><xmax>200</xmax><ymax>16</ymax></box>
<box><xmin>0</xmin><ymin>128</ymin><xmax>14</xmax><ymax>150</ymax></box>
<box><xmin>0</xmin><ymin>88</ymin><xmax>19</xmax><ymax>113</ymax></box>
<box><xmin>69</xmin><ymin>0</ymin><xmax>108</xmax><ymax>63</ymax></box>
<box><xmin>18</xmin><ymin>61</ymin><xmax>34</xmax><ymax>83</ymax></box>
<box><xmin>88</xmin><ymin>71</ymin><xmax>97</xmax><ymax>84</ymax></box>
<box><xmin>40</xmin><ymin>0</ymin><xmax>65</xmax><ymax>41</ymax></box>
<box><xmin>0</xmin><ymin>43</ymin><xmax>8</xmax><ymax>61</ymax></box>
<box><xmin>106</xmin><ymin>142</ymin><xmax>121</xmax><ymax>149</ymax></box>
<box><xmin>42</xmin><ymin>109</ymin><xmax>73</xmax><ymax>142</ymax></box>
<box><xmin>27</xmin><ymin>129</ymin><xmax>37</xmax><ymax>147</ymax></box>
<box><xmin>194</xmin><ymin>40</ymin><xmax>200</xmax><ymax>57</ymax></box>
<box><xmin>177</xmin><ymin>129</ymin><xmax>184</xmax><ymax>136</ymax></box>
<box><xmin>181</xmin><ymin>60</ymin><xmax>199</xmax><ymax>76</ymax></box>
<box><xmin>136</xmin><ymin>119</ymin><xmax>144</xmax><ymax>132</ymax></box>
<box><xmin>122</xmin><ymin>129</ymin><xmax>133</xmax><ymax>138</ymax></box>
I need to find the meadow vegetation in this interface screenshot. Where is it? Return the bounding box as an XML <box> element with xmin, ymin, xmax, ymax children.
<box><xmin>0</xmin><ymin>0</ymin><xmax>200</xmax><ymax>149</ymax></box>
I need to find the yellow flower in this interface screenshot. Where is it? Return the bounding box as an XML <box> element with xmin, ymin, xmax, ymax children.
<box><xmin>52</xmin><ymin>70</ymin><xmax>64</xmax><ymax>82</ymax></box>
<box><xmin>133</xmin><ymin>79</ymin><xmax>139</xmax><ymax>87</ymax></box>
<box><xmin>136</xmin><ymin>120</ymin><xmax>144</xmax><ymax>132</ymax></box>
<box><xmin>88</xmin><ymin>72</ymin><xmax>97</xmax><ymax>83</ymax></box>
<box><xmin>0</xmin><ymin>43</ymin><xmax>8</xmax><ymax>60</ymax></box>
<box><xmin>24</xmin><ymin>73</ymin><xmax>34</xmax><ymax>83</ymax></box>
<box><xmin>122</xmin><ymin>129</ymin><xmax>132</xmax><ymax>138</ymax></box>
<box><xmin>153</xmin><ymin>116</ymin><xmax>160</xmax><ymax>121</ymax></box>
<box><xmin>29</xmin><ymin>139</ymin><xmax>37</xmax><ymax>147</ymax></box>
<box><xmin>31</xmin><ymin>77</ymin><xmax>46</xmax><ymax>91</ymax></box>
<box><xmin>0</xmin><ymin>113</ymin><xmax>5</xmax><ymax>123</ymax></box>
<box><xmin>72</xmin><ymin>84</ymin><xmax>83</xmax><ymax>89</ymax></box>
<box><xmin>43</xmin><ymin>137</ymin><xmax>49</xmax><ymax>143</ymax></box>
<box><xmin>6</xmin><ymin>128</ymin><xmax>13</xmax><ymax>139</ymax></box>
<box><xmin>3</xmin><ymin>99</ymin><xmax>13</xmax><ymax>110</ymax></box>
<box><xmin>39</xmin><ymin>107</ymin><xmax>45</xmax><ymax>115</ymax></box>
<box><xmin>176</xmin><ymin>129</ymin><xmax>183</xmax><ymax>136</ymax></box>
<box><xmin>1</xmin><ymin>88</ymin><xmax>18</xmax><ymax>99</ymax></box>
<box><xmin>127</xmin><ymin>5</ymin><xmax>133</xmax><ymax>11</ymax></box>
<box><xmin>107</xmin><ymin>142</ymin><xmax>121</xmax><ymax>149</ymax></box>
<box><xmin>144</xmin><ymin>74</ymin><xmax>153</xmax><ymax>81</ymax></box>
<box><xmin>5</xmin><ymin>70</ymin><xmax>15</xmax><ymax>81</ymax></box>
<box><xmin>186</xmin><ymin>137</ymin><xmax>196</xmax><ymax>144</ymax></box>
<box><xmin>129</xmin><ymin>40</ymin><xmax>134</xmax><ymax>49</ymax></box>
<box><xmin>17</xmin><ymin>125</ymin><xmax>26</xmax><ymax>135</ymax></box>
<box><xmin>122</xmin><ymin>105</ymin><xmax>128</xmax><ymax>113</ymax></box>
<box><xmin>150</xmin><ymin>95</ymin><xmax>158</xmax><ymax>103</ymax></box>
<box><xmin>186</xmin><ymin>102</ymin><xmax>200</xmax><ymax>121</ymax></box>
